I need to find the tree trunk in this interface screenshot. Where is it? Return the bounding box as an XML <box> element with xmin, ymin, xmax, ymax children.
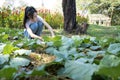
<box><xmin>62</xmin><ymin>0</ymin><xmax>77</xmax><ymax>33</ymax></box>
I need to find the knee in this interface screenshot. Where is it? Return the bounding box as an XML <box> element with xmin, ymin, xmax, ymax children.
<box><xmin>38</xmin><ymin>21</ymin><xmax>44</xmax><ymax>28</ymax></box>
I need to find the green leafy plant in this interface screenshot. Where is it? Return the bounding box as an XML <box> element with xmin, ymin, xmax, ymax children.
<box><xmin>3</xmin><ymin>43</ymin><xmax>19</xmax><ymax>54</ymax></box>
<box><xmin>64</xmin><ymin>61</ymin><xmax>98</xmax><ymax>80</ymax></box>
<box><xmin>0</xmin><ymin>66</ymin><xmax>17</xmax><ymax>80</ymax></box>
<box><xmin>107</xmin><ymin>43</ymin><xmax>120</xmax><ymax>55</ymax></box>
<box><xmin>96</xmin><ymin>55</ymin><xmax>120</xmax><ymax>80</ymax></box>
<box><xmin>1</xmin><ymin>26</ymin><xmax>120</xmax><ymax>80</ymax></box>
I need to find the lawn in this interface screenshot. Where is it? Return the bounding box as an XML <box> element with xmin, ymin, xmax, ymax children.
<box><xmin>47</xmin><ymin>25</ymin><xmax>120</xmax><ymax>40</ymax></box>
<box><xmin>1</xmin><ymin>24</ymin><xmax>120</xmax><ymax>40</ymax></box>
<box><xmin>87</xmin><ymin>25</ymin><xmax>120</xmax><ymax>39</ymax></box>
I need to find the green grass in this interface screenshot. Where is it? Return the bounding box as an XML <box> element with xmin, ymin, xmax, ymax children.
<box><xmin>47</xmin><ymin>25</ymin><xmax>120</xmax><ymax>40</ymax></box>
<box><xmin>0</xmin><ymin>24</ymin><xmax>120</xmax><ymax>40</ymax></box>
<box><xmin>87</xmin><ymin>25</ymin><xmax>120</xmax><ymax>39</ymax></box>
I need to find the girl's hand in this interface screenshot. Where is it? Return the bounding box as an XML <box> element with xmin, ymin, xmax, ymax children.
<box><xmin>51</xmin><ymin>30</ymin><xmax>55</xmax><ymax>37</ymax></box>
<box><xmin>51</xmin><ymin>33</ymin><xmax>55</xmax><ymax>37</ymax></box>
<box><xmin>38</xmin><ymin>36</ymin><xmax>43</xmax><ymax>41</ymax></box>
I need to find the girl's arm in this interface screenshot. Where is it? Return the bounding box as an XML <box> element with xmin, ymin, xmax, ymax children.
<box><xmin>26</xmin><ymin>23</ymin><xmax>43</xmax><ymax>40</ymax></box>
<box><xmin>37</xmin><ymin>16</ymin><xmax>55</xmax><ymax>37</ymax></box>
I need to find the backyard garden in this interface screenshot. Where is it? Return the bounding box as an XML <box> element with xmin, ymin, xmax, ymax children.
<box><xmin>0</xmin><ymin>0</ymin><xmax>120</xmax><ymax>80</ymax></box>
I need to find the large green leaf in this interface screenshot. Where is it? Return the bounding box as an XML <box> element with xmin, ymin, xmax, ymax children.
<box><xmin>83</xmin><ymin>37</ymin><xmax>91</xmax><ymax>43</ymax></box>
<box><xmin>90</xmin><ymin>46</ymin><xmax>101</xmax><ymax>51</ymax></box>
<box><xmin>36</xmin><ymin>39</ymin><xmax>45</xmax><ymax>45</ymax></box>
<box><xmin>61</xmin><ymin>36</ymin><xmax>74</xmax><ymax>47</ymax></box>
<box><xmin>30</xmin><ymin>65</ymin><xmax>48</xmax><ymax>76</ymax></box>
<box><xmin>14</xmin><ymin>49</ymin><xmax>31</xmax><ymax>56</ymax></box>
<box><xmin>71</xmin><ymin>35</ymin><xmax>81</xmax><ymax>40</ymax></box>
<box><xmin>90</xmin><ymin>37</ymin><xmax>96</xmax><ymax>42</ymax></box>
<box><xmin>3</xmin><ymin>43</ymin><xmax>19</xmax><ymax>54</ymax></box>
<box><xmin>45</xmin><ymin>47</ymin><xmax>57</xmax><ymax>54</ymax></box>
<box><xmin>0</xmin><ymin>43</ymin><xmax>6</xmax><ymax>53</ymax></box>
<box><xmin>21</xmin><ymin>38</ymin><xmax>36</xmax><ymax>48</ymax></box>
<box><xmin>47</xmin><ymin>48</ymin><xmax>67</xmax><ymax>62</ymax></box>
<box><xmin>0</xmin><ymin>66</ymin><xmax>17</xmax><ymax>80</ymax></box>
<box><xmin>81</xmin><ymin>43</ymin><xmax>91</xmax><ymax>48</ymax></box>
<box><xmin>59</xmin><ymin>45</ymin><xmax>70</xmax><ymax>51</ymax></box>
<box><xmin>99</xmin><ymin>55</ymin><xmax>120</xmax><ymax>67</ymax></box>
<box><xmin>64</xmin><ymin>61</ymin><xmax>98</xmax><ymax>80</ymax></box>
<box><xmin>99</xmin><ymin>38</ymin><xmax>116</xmax><ymax>48</ymax></box>
<box><xmin>44</xmin><ymin>36</ymin><xmax>62</xmax><ymax>47</ymax></box>
<box><xmin>46</xmin><ymin>42</ymin><xmax>54</xmax><ymax>46</ymax></box>
<box><xmin>42</xmin><ymin>36</ymin><xmax>51</xmax><ymax>42</ymax></box>
<box><xmin>68</xmin><ymin>48</ymin><xmax>78</xmax><ymax>54</ymax></box>
<box><xmin>53</xmin><ymin>40</ymin><xmax>62</xmax><ymax>47</ymax></box>
<box><xmin>71</xmin><ymin>36</ymin><xmax>83</xmax><ymax>47</ymax></box>
<box><xmin>0</xmin><ymin>54</ymin><xmax>9</xmax><ymax>65</ymax></box>
<box><xmin>10</xmin><ymin>57</ymin><xmax>30</xmax><ymax>68</ymax></box>
<box><xmin>2</xmin><ymin>34</ymin><xmax>9</xmax><ymax>40</ymax></box>
<box><xmin>107</xmin><ymin>43</ymin><xmax>120</xmax><ymax>55</ymax></box>
<box><xmin>52</xmin><ymin>36</ymin><xmax>62</xmax><ymax>47</ymax></box>
<box><xmin>96</xmin><ymin>55</ymin><xmax>120</xmax><ymax>79</ymax></box>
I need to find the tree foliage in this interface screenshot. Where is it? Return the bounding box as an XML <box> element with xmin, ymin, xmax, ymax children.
<box><xmin>88</xmin><ymin>0</ymin><xmax>120</xmax><ymax>25</ymax></box>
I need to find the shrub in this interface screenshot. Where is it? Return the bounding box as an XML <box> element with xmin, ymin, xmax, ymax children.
<box><xmin>0</xmin><ymin>7</ymin><xmax>24</xmax><ymax>28</ymax></box>
<box><xmin>39</xmin><ymin>11</ymin><xmax>64</xmax><ymax>29</ymax></box>
<box><xmin>76</xmin><ymin>15</ymin><xmax>88</xmax><ymax>24</ymax></box>
<box><xmin>0</xmin><ymin>7</ymin><xmax>88</xmax><ymax>29</ymax></box>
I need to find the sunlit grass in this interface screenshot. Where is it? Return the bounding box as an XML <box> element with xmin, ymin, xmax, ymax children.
<box><xmin>87</xmin><ymin>25</ymin><xmax>120</xmax><ymax>39</ymax></box>
<box><xmin>0</xmin><ymin>24</ymin><xmax>120</xmax><ymax>40</ymax></box>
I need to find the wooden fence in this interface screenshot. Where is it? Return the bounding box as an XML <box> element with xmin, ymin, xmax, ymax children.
<box><xmin>88</xmin><ymin>14</ymin><xmax>111</xmax><ymax>26</ymax></box>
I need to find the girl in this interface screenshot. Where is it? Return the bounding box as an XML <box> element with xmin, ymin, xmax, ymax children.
<box><xmin>23</xmin><ymin>6</ymin><xmax>55</xmax><ymax>40</ymax></box>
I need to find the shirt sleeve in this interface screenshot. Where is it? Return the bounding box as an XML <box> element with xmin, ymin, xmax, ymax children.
<box><xmin>37</xmin><ymin>15</ymin><xmax>43</xmax><ymax>22</ymax></box>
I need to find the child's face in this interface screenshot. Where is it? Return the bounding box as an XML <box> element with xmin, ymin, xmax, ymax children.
<box><xmin>32</xmin><ymin>12</ymin><xmax>37</xmax><ymax>22</ymax></box>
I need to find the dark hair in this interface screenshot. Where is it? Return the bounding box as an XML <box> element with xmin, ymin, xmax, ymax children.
<box><xmin>23</xmin><ymin>6</ymin><xmax>37</xmax><ymax>28</ymax></box>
